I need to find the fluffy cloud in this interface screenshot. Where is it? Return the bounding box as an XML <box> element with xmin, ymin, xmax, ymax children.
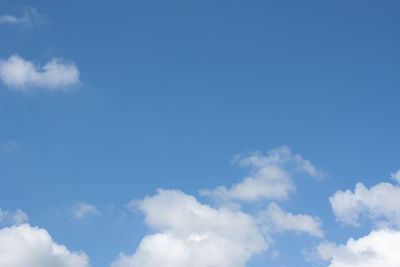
<box><xmin>0</xmin><ymin>55</ymin><xmax>80</xmax><ymax>90</ymax></box>
<box><xmin>261</xmin><ymin>202</ymin><xmax>324</xmax><ymax>237</ymax></box>
<box><xmin>330</xmin><ymin>181</ymin><xmax>400</xmax><ymax>227</ymax></box>
<box><xmin>316</xmin><ymin>229</ymin><xmax>400</xmax><ymax>267</ymax></box>
<box><xmin>0</xmin><ymin>7</ymin><xmax>43</xmax><ymax>28</ymax></box>
<box><xmin>72</xmin><ymin>203</ymin><xmax>100</xmax><ymax>220</ymax></box>
<box><xmin>201</xmin><ymin>146</ymin><xmax>322</xmax><ymax>202</ymax></box>
<box><xmin>112</xmin><ymin>189</ymin><xmax>268</xmax><ymax>267</ymax></box>
<box><xmin>0</xmin><ymin>224</ymin><xmax>90</xmax><ymax>267</ymax></box>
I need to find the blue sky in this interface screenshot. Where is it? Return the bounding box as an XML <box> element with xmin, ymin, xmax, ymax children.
<box><xmin>1</xmin><ymin>1</ymin><xmax>400</xmax><ymax>267</ymax></box>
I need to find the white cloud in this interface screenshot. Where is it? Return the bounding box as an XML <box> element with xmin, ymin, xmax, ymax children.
<box><xmin>0</xmin><ymin>209</ymin><xmax>7</xmax><ymax>223</ymax></box>
<box><xmin>330</xmin><ymin>181</ymin><xmax>400</xmax><ymax>227</ymax></box>
<box><xmin>3</xmin><ymin>140</ymin><xmax>17</xmax><ymax>152</ymax></box>
<box><xmin>0</xmin><ymin>54</ymin><xmax>80</xmax><ymax>90</ymax></box>
<box><xmin>391</xmin><ymin>170</ymin><xmax>400</xmax><ymax>183</ymax></box>
<box><xmin>11</xmin><ymin>209</ymin><xmax>29</xmax><ymax>225</ymax></box>
<box><xmin>72</xmin><ymin>203</ymin><xmax>100</xmax><ymax>220</ymax></box>
<box><xmin>201</xmin><ymin>146</ymin><xmax>322</xmax><ymax>202</ymax></box>
<box><xmin>0</xmin><ymin>7</ymin><xmax>43</xmax><ymax>28</ymax></box>
<box><xmin>0</xmin><ymin>208</ymin><xmax>29</xmax><ymax>225</ymax></box>
<box><xmin>261</xmin><ymin>202</ymin><xmax>324</xmax><ymax>237</ymax></box>
<box><xmin>0</xmin><ymin>224</ymin><xmax>91</xmax><ymax>267</ymax></box>
<box><xmin>316</xmin><ymin>229</ymin><xmax>400</xmax><ymax>267</ymax></box>
<box><xmin>112</xmin><ymin>189</ymin><xmax>268</xmax><ymax>267</ymax></box>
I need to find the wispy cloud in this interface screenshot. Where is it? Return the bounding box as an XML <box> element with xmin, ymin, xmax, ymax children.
<box><xmin>201</xmin><ymin>146</ymin><xmax>323</xmax><ymax>202</ymax></box>
<box><xmin>0</xmin><ymin>208</ymin><xmax>29</xmax><ymax>225</ymax></box>
<box><xmin>261</xmin><ymin>202</ymin><xmax>324</xmax><ymax>237</ymax></box>
<box><xmin>0</xmin><ymin>7</ymin><xmax>43</xmax><ymax>28</ymax></box>
<box><xmin>2</xmin><ymin>140</ymin><xmax>17</xmax><ymax>152</ymax></box>
<box><xmin>72</xmin><ymin>203</ymin><xmax>100</xmax><ymax>220</ymax></box>
<box><xmin>0</xmin><ymin>55</ymin><xmax>80</xmax><ymax>91</ymax></box>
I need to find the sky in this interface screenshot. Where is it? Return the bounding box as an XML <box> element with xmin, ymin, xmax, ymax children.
<box><xmin>1</xmin><ymin>1</ymin><xmax>400</xmax><ymax>267</ymax></box>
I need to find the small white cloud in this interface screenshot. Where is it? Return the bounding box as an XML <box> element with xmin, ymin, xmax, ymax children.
<box><xmin>0</xmin><ymin>224</ymin><xmax>91</xmax><ymax>267</ymax></box>
<box><xmin>73</xmin><ymin>203</ymin><xmax>100</xmax><ymax>220</ymax></box>
<box><xmin>201</xmin><ymin>146</ymin><xmax>322</xmax><ymax>202</ymax></box>
<box><xmin>261</xmin><ymin>202</ymin><xmax>324</xmax><ymax>238</ymax></box>
<box><xmin>330</xmin><ymin>180</ymin><xmax>400</xmax><ymax>227</ymax></box>
<box><xmin>391</xmin><ymin>170</ymin><xmax>400</xmax><ymax>183</ymax></box>
<box><xmin>0</xmin><ymin>7</ymin><xmax>43</xmax><ymax>28</ymax></box>
<box><xmin>0</xmin><ymin>208</ymin><xmax>29</xmax><ymax>225</ymax></box>
<box><xmin>316</xmin><ymin>229</ymin><xmax>400</xmax><ymax>267</ymax></box>
<box><xmin>0</xmin><ymin>54</ymin><xmax>80</xmax><ymax>90</ymax></box>
<box><xmin>113</xmin><ymin>189</ymin><xmax>268</xmax><ymax>267</ymax></box>
<box><xmin>3</xmin><ymin>140</ymin><xmax>17</xmax><ymax>152</ymax></box>
<box><xmin>11</xmin><ymin>209</ymin><xmax>29</xmax><ymax>225</ymax></box>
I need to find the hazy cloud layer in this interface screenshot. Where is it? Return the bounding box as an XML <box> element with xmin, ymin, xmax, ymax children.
<box><xmin>0</xmin><ymin>55</ymin><xmax>80</xmax><ymax>90</ymax></box>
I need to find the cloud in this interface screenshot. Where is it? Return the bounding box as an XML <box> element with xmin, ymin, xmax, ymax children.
<box><xmin>330</xmin><ymin>180</ymin><xmax>400</xmax><ymax>227</ymax></box>
<box><xmin>0</xmin><ymin>54</ymin><xmax>80</xmax><ymax>90</ymax></box>
<box><xmin>261</xmin><ymin>202</ymin><xmax>324</xmax><ymax>237</ymax></box>
<box><xmin>113</xmin><ymin>189</ymin><xmax>268</xmax><ymax>267</ymax></box>
<box><xmin>0</xmin><ymin>209</ymin><xmax>7</xmax><ymax>223</ymax></box>
<box><xmin>11</xmin><ymin>209</ymin><xmax>29</xmax><ymax>225</ymax></box>
<box><xmin>391</xmin><ymin>170</ymin><xmax>400</xmax><ymax>183</ymax></box>
<box><xmin>316</xmin><ymin>229</ymin><xmax>400</xmax><ymax>267</ymax></box>
<box><xmin>72</xmin><ymin>203</ymin><xmax>100</xmax><ymax>220</ymax></box>
<box><xmin>0</xmin><ymin>224</ymin><xmax>91</xmax><ymax>267</ymax></box>
<box><xmin>0</xmin><ymin>7</ymin><xmax>43</xmax><ymax>28</ymax></box>
<box><xmin>0</xmin><ymin>208</ymin><xmax>29</xmax><ymax>225</ymax></box>
<box><xmin>201</xmin><ymin>146</ymin><xmax>322</xmax><ymax>202</ymax></box>
<box><xmin>3</xmin><ymin>140</ymin><xmax>17</xmax><ymax>152</ymax></box>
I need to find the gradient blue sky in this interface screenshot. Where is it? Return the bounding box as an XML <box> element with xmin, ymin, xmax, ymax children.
<box><xmin>1</xmin><ymin>1</ymin><xmax>400</xmax><ymax>267</ymax></box>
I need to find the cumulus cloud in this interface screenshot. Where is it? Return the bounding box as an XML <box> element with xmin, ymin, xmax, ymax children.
<box><xmin>330</xmin><ymin>181</ymin><xmax>400</xmax><ymax>227</ymax></box>
<box><xmin>0</xmin><ymin>224</ymin><xmax>91</xmax><ymax>267</ymax></box>
<box><xmin>201</xmin><ymin>146</ymin><xmax>322</xmax><ymax>202</ymax></box>
<box><xmin>72</xmin><ymin>203</ymin><xmax>100</xmax><ymax>220</ymax></box>
<box><xmin>0</xmin><ymin>7</ymin><xmax>43</xmax><ymax>28</ymax></box>
<box><xmin>113</xmin><ymin>189</ymin><xmax>268</xmax><ymax>267</ymax></box>
<box><xmin>316</xmin><ymin>229</ymin><xmax>400</xmax><ymax>267</ymax></box>
<box><xmin>261</xmin><ymin>202</ymin><xmax>324</xmax><ymax>237</ymax></box>
<box><xmin>0</xmin><ymin>54</ymin><xmax>80</xmax><ymax>90</ymax></box>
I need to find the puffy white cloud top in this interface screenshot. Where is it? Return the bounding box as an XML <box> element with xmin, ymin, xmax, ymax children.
<box><xmin>0</xmin><ymin>224</ymin><xmax>91</xmax><ymax>267</ymax></box>
<box><xmin>330</xmin><ymin>181</ymin><xmax>400</xmax><ymax>227</ymax></box>
<box><xmin>317</xmin><ymin>229</ymin><xmax>400</xmax><ymax>267</ymax></box>
<box><xmin>0</xmin><ymin>55</ymin><xmax>79</xmax><ymax>90</ymax></box>
<box><xmin>112</xmin><ymin>189</ymin><xmax>268</xmax><ymax>267</ymax></box>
